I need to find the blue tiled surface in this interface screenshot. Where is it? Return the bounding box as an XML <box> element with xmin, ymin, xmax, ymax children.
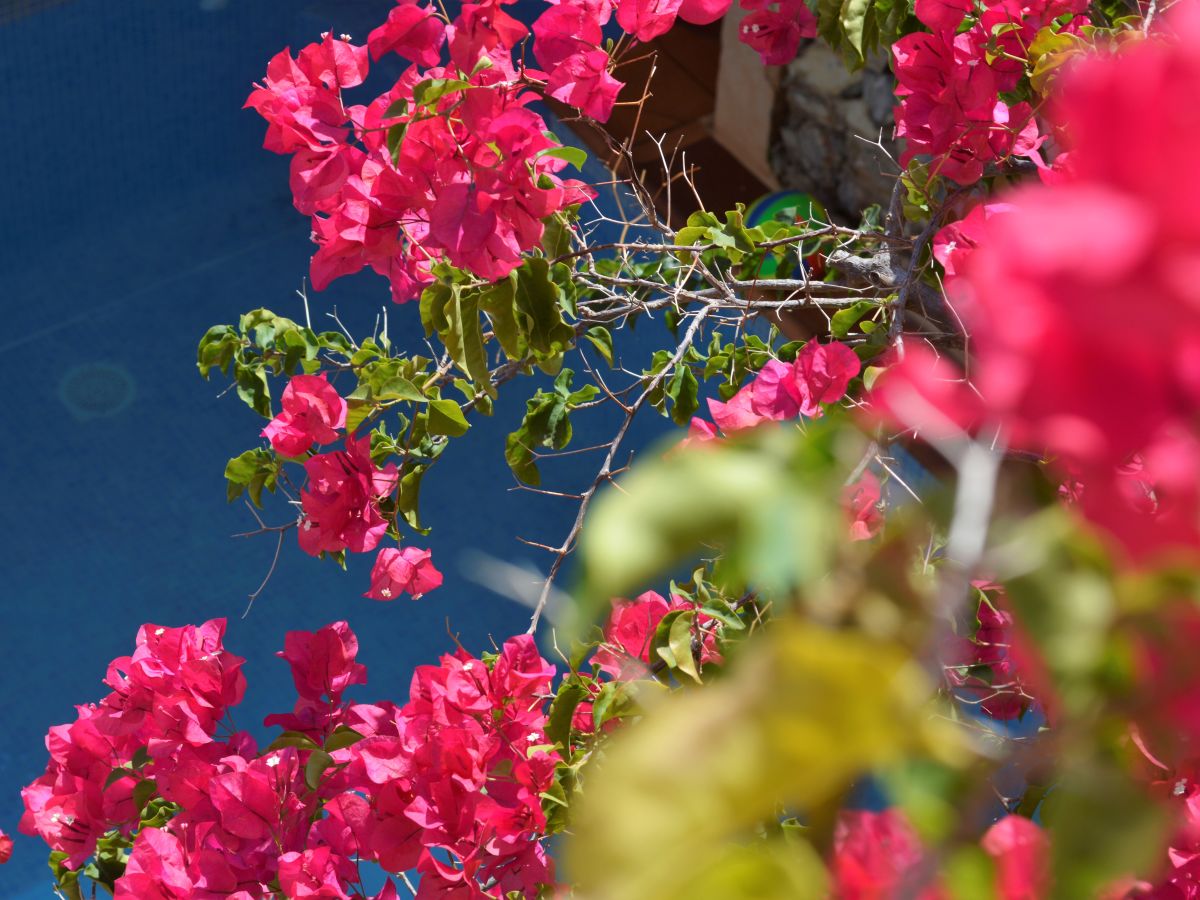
<box><xmin>0</xmin><ymin>0</ymin><xmax>671</xmax><ymax>892</ymax></box>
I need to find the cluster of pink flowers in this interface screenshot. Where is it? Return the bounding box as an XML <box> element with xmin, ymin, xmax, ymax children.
<box><xmin>261</xmin><ymin>373</ymin><xmax>347</xmax><ymax>457</ymax></box>
<box><xmin>737</xmin><ymin>0</ymin><xmax>817</xmax><ymax>65</ymax></box>
<box><xmin>23</xmin><ymin>620</ymin><xmax>562</xmax><ymax>899</ymax></box>
<box><xmin>247</xmin><ymin>0</ymin><xmax>818</xmax><ymax>301</ymax></box>
<box><xmin>534</xmin><ymin>0</ymin><xmax>812</xmax><ymax>119</ymax></box>
<box><xmin>876</xmin><ymin>3</ymin><xmax>1200</xmax><ymax>563</ymax></box>
<box><xmin>843</xmin><ymin>471</ymin><xmax>884</xmax><ymax>542</ymax></box>
<box><xmin>20</xmin><ymin>621</ymin><xmax>247</xmax><ymax>869</ymax></box>
<box><xmin>688</xmin><ymin>339</ymin><xmax>861</xmax><ymax>440</ymax></box>
<box><xmin>246</xmin><ymin>22</ymin><xmax>593</xmax><ymax>301</ymax></box>
<box><xmin>945</xmin><ymin>581</ymin><xmax>1039</xmax><ymax>721</ymax></box>
<box><xmin>892</xmin><ymin>0</ymin><xmax>1088</xmax><ymax>184</ymax></box>
<box><xmin>260</xmin><ymin>373</ymin><xmax>443</xmax><ymax>600</ymax></box>
<box><xmin>532</xmin><ymin>0</ymin><xmax>624</xmax><ymax>120</ymax></box>
<box><xmin>593</xmin><ymin>589</ymin><xmax>723</xmax><ymax>680</ymax></box>
<box><xmin>832</xmin><ymin>808</ymin><xmax>1047</xmax><ymax>899</ymax></box>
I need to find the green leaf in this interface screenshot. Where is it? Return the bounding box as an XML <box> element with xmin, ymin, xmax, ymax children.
<box><xmin>235</xmin><ymin>364</ymin><xmax>272</xmax><ymax>418</ymax></box>
<box><xmin>266</xmin><ymin>730</ymin><xmax>322</xmax><ymax>752</ymax></box>
<box><xmin>427</xmin><ymin>398</ymin><xmax>470</xmax><ymax>436</ymax></box>
<box><xmin>584</xmin><ymin>325</ymin><xmax>615</xmax><ymax>367</ymax></box>
<box><xmin>653</xmin><ymin>609</ymin><xmax>702</xmax><ymax>683</ymax></box>
<box><xmin>513</xmin><ymin>258</ymin><xmax>575</xmax><ymax>356</ymax></box>
<box><xmin>505</xmin><ymin>395</ymin><xmax>557</xmax><ymax>486</ymax></box>
<box><xmin>420</xmin><ymin>282</ymin><xmax>454</xmax><ymax>338</ymax></box>
<box><xmin>382</xmin><ymin>98</ymin><xmax>408</xmax><ymax>119</ymax></box>
<box><xmin>305</xmin><ymin>749</ymin><xmax>335</xmax><ymax>790</ymax></box>
<box><xmin>345</xmin><ymin>399</ymin><xmax>373</xmax><ymax>436</ymax></box>
<box><xmin>1047</xmin><ymin>761</ymin><xmax>1169</xmax><ymax>897</ymax></box>
<box><xmin>375</xmin><ymin>375</ymin><xmax>425</xmax><ymax>403</ymax></box>
<box><xmin>444</xmin><ymin>288</ymin><xmax>495</xmax><ymax>397</ymax></box>
<box><xmin>579</xmin><ymin>428</ymin><xmax>841</xmax><ymax>614</ymax></box>
<box><xmin>942</xmin><ymin>846</ymin><xmax>998</xmax><ymax>900</ymax></box>
<box><xmin>104</xmin><ymin>767</ymin><xmax>135</xmax><ymax>788</ymax></box>
<box><xmin>504</xmin><ymin>370</ymin><xmax>596</xmax><ymax>485</ymax></box>
<box><xmin>547</xmin><ymin>679</ymin><xmax>591</xmax><ymax>751</ymax></box>
<box><xmin>397</xmin><ymin>466</ymin><xmax>428</xmax><ymax>531</ymax></box>
<box><xmin>698</xmin><ymin>604</ymin><xmax>747</xmax><ymax>631</ymax></box>
<box><xmin>839</xmin><ymin>0</ymin><xmax>873</xmax><ymax>64</ymax></box>
<box><xmin>667</xmin><ymin>365</ymin><xmax>700</xmax><ymax>426</ymax></box>
<box><xmin>325</xmin><ymin>726</ymin><xmax>366</xmax><ymax>752</ymax></box>
<box><xmin>197</xmin><ymin>325</ymin><xmax>240</xmax><ymax>378</ymax></box>
<box><xmin>536</xmin><ymin>145</ymin><xmax>588</xmax><ymax>171</ymax></box>
<box><xmin>674</xmin><ymin>210</ymin><xmax>722</xmax><ymax>254</ymax></box>
<box><xmin>830</xmin><ymin>300</ymin><xmax>877</xmax><ymax>339</ymax></box>
<box><xmin>591</xmin><ymin>680</ymin><xmax>645</xmax><ymax>730</ymax></box>
<box><xmin>51</xmin><ymin>851</ymin><xmax>85</xmax><ymax>900</ymax></box>
<box><xmin>478</xmin><ymin>278</ymin><xmax>523</xmax><ymax>360</ymax></box>
<box><xmin>541</xmin><ymin>210</ymin><xmax>577</xmax><ymax>259</ymax></box>
<box><xmin>412</xmin><ymin>77</ymin><xmax>471</xmax><ymax>108</ymax></box>
<box><xmin>132</xmin><ymin>778</ymin><xmax>157</xmax><ymax>812</ymax></box>
<box><xmin>224</xmin><ymin>448</ymin><xmax>279</xmax><ymax>507</ymax></box>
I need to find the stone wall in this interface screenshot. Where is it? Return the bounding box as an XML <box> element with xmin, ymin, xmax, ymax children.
<box><xmin>770</xmin><ymin>42</ymin><xmax>899</xmax><ymax>222</ymax></box>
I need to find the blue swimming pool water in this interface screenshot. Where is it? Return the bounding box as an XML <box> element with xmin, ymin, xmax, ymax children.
<box><xmin>0</xmin><ymin>1</ymin><xmax>672</xmax><ymax>892</ymax></box>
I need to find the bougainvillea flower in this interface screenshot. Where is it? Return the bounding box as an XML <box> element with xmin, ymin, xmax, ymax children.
<box><xmin>544</xmin><ymin>49</ymin><xmax>624</xmax><ymax>122</ymax></box>
<box><xmin>262</xmin><ymin>373</ymin><xmax>348</xmax><ymax>457</ymax></box>
<box><xmin>368</xmin><ymin>0</ymin><xmax>447</xmax><ymax>67</ymax></box>
<box><xmin>909</xmin><ymin>2</ymin><xmax>1200</xmax><ymax>560</ymax></box>
<box><xmin>749</xmin><ymin>358</ymin><xmax>803</xmax><ymax>420</ymax></box>
<box><xmin>931</xmin><ymin>201</ymin><xmax>1015</xmax><ymax>283</ymax></box>
<box><xmin>27</xmin><ymin>616</ymin><xmax>564</xmax><ymax>898</ymax></box>
<box><xmin>832</xmin><ymin>809</ymin><xmax>940</xmax><ymax>899</ymax></box>
<box><xmin>737</xmin><ymin>0</ymin><xmax>816</xmax><ymax>66</ymax></box>
<box><xmin>278</xmin><ymin>846</ymin><xmax>353</xmax><ymax>899</ymax></box>
<box><xmin>289</xmin><ymin>145</ymin><xmax>365</xmax><ymax>216</ymax></box>
<box><xmin>533</xmin><ymin>1</ymin><xmax>603</xmax><ymax>68</ymax></box>
<box><xmin>209</xmin><ymin>751</ymin><xmax>297</xmax><ymax>841</ymax></box>
<box><xmin>247</xmin><ymin>26</ymin><xmax>596</xmax><ymax>297</ymax></box>
<box><xmin>913</xmin><ymin>0</ymin><xmax>972</xmax><ymax>33</ymax></box>
<box><xmin>707</xmin><ymin>384</ymin><xmax>764</xmax><ymax>432</ymax></box>
<box><xmin>891</xmin><ymin>9</ymin><xmax>1048</xmax><ymax>186</ymax></box>
<box><xmin>788</xmin><ymin>339</ymin><xmax>861</xmax><ymax>417</ymax></box>
<box><xmin>843</xmin><ymin>471</ymin><xmax>884</xmax><ymax>541</ymax></box>
<box><xmin>364</xmin><ymin>546</ymin><xmax>444</xmax><ymax>601</ymax></box>
<box><xmin>299</xmin><ymin>435</ymin><xmax>399</xmax><ymax>556</ymax></box>
<box><xmin>683</xmin><ymin>416</ymin><xmax>719</xmax><ymax>446</ymax></box>
<box><xmin>114</xmin><ymin>827</ymin><xmax>194</xmax><ymax>899</ymax></box>
<box><xmin>593</xmin><ymin>591</ymin><xmax>721</xmax><ymax>680</ymax></box>
<box><xmin>868</xmin><ymin>345</ymin><xmax>985</xmax><ymax>441</ymax></box>
<box><xmin>616</xmin><ymin>0</ymin><xmax>684</xmax><ymax>42</ymax></box>
<box><xmin>244</xmin><ymin>48</ymin><xmax>350</xmax><ymax>155</ymax></box>
<box><xmin>298</xmin><ymin>33</ymin><xmax>370</xmax><ymax>90</ymax></box>
<box><xmin>277</xmin><ymin>622</ymin><xmax>369</xmax><ymax>703</ymax></box>
<box><xmin>981</xmin><ymin>815</ymin><xmax>1049</xmax><ymax>900</ymax></box>
<box><xmin>943</xmin><ymin>582</ymin><xmax>1039</xmax><ymax>721</ymax></box>
<box><xmin>677</xmin><ymin>0</ymin><xmax>734</xmax><ymax>24</ymax></box>
<box><xmin>104</xmin><ymin>619</ymin><xmax>248</xmax><ymax>750</ymax></box>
